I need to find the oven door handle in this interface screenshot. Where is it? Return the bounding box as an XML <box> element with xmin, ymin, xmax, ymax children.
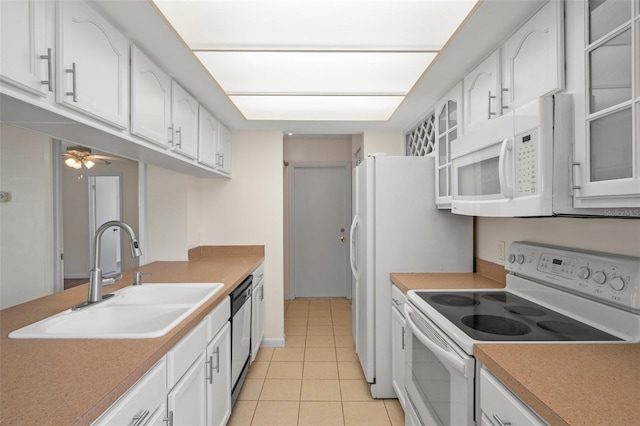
<box><xmin>404</xmin><ymin>303</ymin><xmax>474</xmax><ymax>378</ymax></box>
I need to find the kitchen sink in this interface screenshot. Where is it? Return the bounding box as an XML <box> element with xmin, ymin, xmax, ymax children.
<box><xmin>8</xmin><ymin>283</ymin><xmax>224</xmax><ymax>339</ymax></box>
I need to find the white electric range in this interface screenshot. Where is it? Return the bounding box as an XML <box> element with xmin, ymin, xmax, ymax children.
<box><xmin>403</xmin><ymin>241</ymin><xmax>640</xmax><ymax>426</ymax></box>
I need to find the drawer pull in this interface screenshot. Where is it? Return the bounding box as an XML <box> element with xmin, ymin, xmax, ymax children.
<box><xmin>40</xmin><ymin>48</ymin><xmax>53</xmax><ymax>92</ymax></box>
<box><xmin>493</xmin><ymin>414</ymin><xmax>511</xmax><ymax>426</ymax></box>
<box><xmin>132</xmin><ymin>409</ymin><xmax>150</xmax><ymax>426</ymax></box>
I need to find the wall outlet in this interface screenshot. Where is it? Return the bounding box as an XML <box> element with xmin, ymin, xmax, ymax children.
<box><xmin>497</xmin><ymin>240</ymin><xmax>506</xmax><ymax>261</ymax></box>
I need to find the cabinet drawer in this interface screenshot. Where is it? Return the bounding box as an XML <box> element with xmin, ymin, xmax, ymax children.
<box><xmin>391</xmin><ymin>285</ymin><xmax>406</xmax><ymax>312</ymax></box>
<box><xmin>93</xmin><ymin>358</ymin><xmax>167</xmax><ymax>425</ymax></box>
<box><xmin>480</xmin><ymin>368</ymin><xmax>545</xmax><ymax>425</ymax></box>
<box><xmin>207</xmin><ymin>298</ymin><xmax>230</xmax><ymax>340</ymax></box>
<box><xmin>167</xmin><ymin>319</ymin><xmax>208</xmax><ymax>389</ymax></box>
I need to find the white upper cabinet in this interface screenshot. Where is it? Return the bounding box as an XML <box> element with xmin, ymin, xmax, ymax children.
<box><xmin>198</xmin><ymin>105</ymin><xmax>219</xmax><ymax>168</ymax></box>
<box><xmin>171</xmin><ymin>80</ymin><xmax>199</xmax><ymax>160</ymax></box>
<box><xmin>0</xmin><ymin>0</ymin><xmax>53</xmax><ymax>97</ymax></box>
<box><xmin>217</xmin><ymin>123</ymin><xmax>232</xmax><ymax>175</ymax></box>
<box><xmin>57</xmin><ymin>0</ymin><xmax>129</xmax><ymax>129</ymax></box>
<box><xmin>501</xmin><ymin>1</ymin><xmax>564</xmax><ymax>112</ymax></box>
<box><xmin>572</xmin><ymin>0</ymin><xmax>640</xmax><ymax>208</ymax></box>
<box><xmin>435</xmin><ymin>82</ymin><xmax>463</xmax><ymax>209</ymax></box>
<box><xmin>131</xmin><ymin>45</ymin><xmax>172</xmax><ymax>148</ymax></box>
<box><xmin>463</xmin><ymin>51</ymin><xmax>500</xmax><ymax>132</ymax></box>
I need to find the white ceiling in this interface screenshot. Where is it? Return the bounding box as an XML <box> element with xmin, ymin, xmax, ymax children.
<box><xmin>91</xmin><ymin>0</ymin><xmax>547</xmax><ymax>135</ymax></box>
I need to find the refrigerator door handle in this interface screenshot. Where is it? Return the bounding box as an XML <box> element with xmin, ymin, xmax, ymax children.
<box><xmin>349</xmin><ymin>215</ymin><xmax>359</xmax><ymax>279</ymax></box>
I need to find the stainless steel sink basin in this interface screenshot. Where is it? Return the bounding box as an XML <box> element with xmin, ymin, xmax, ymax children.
<box><xmin>8</xmin><ymin>283</ymin><xmax>224</xmax><ymax>339</ymax></box>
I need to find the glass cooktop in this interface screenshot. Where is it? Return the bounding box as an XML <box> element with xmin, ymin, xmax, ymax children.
<box><xmin>417</xmin><ymin>291</ymin><xmax>621</xmax><ymax>342</ymax></box>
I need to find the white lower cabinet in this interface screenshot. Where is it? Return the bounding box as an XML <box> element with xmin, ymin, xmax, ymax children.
<box><xmin>251</xmin><ymin>263</ymin><xmax>265</xmax><ymax>363</ymax></box>
<box><xmin>92</xmin><ymin>358</ymin><xmax>167</xmax><ymax>426</ymax></box>
<box><xmin>95</xmin><ymin>298</ymin><xmax>231</xmax><ymax>426</ymax></box>
<box><xmin>480</xmin><ymin>368</ymin><xmax>545</xmax><ymax>426</ymax></box>
<box><xmin>390</xmin><ymin>285</ymin><xmax>407</xmax><ymax>408</ymax></box>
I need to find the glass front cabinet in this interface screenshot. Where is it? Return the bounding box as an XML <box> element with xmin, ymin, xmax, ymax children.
<box><xmin>435</xmin><ymin>83</ymin><xmax>463</xmax><ymax>209</ymax></box>
<box><xmin>573</xmin><ymin>0</ymin><xmax>640</xmax><ymax>210</ymax></box>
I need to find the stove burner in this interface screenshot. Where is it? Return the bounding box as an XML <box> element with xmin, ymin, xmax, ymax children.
<box><xmin>481</xmin><ymin>293</ymin><xmax>507</xmax><ymax>303</ymax></box>
<box><xmin>430</xmin><ymin>294</ymin><xmax>479</xmax><ymax>307</ymax></box>
<box><xmin>504</xmin><ymin>305</ymin><xmax>546</xmax><ymax>317</ymax></box>
<box><xmin>461</xmin><ymin>315</ymin><xmax>531</xmax><ymax>336</ymax></box>
<box><xmin>538</xmin><ymin>320</ymin><xmax>588</xmax><ymax>336</ymax></box>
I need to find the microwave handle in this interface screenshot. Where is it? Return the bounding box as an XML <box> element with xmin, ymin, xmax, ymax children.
<box><xmin>498</xmin><ymin>138</ymin><xmax>514</xmax><ymax>199</ymax></box>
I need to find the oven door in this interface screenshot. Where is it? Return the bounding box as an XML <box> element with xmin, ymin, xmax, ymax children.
<box><xmin>404</xmin><ymin>302</ymin><xmax>475</xmax><ymax>426</ymax></box>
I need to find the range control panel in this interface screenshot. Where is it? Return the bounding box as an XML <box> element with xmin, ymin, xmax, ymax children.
<box><xmin>505</xmin><ymin>241</ymin><xmax>640</xmax><ymax>312</ymax></box>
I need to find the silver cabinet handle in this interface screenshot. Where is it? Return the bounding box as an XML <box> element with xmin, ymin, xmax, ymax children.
<box><xmin>260</xmin><ymin>286</ymin><xmax>264</xmax><ymax>301</ymax></box>
<box><xmin>205</xmin><ymin>355</ymin><xmax>213</xmax><ymax>384</ymax></box>
<box><xmin>493</xmin><ymin>414</ymin><xmax>511</xmax><ymax>426</ymax></box>
<box><xmin>163</xmin><ymin>411</ymin><xmax>174</xmax><ymax>426</ymax></box>
<box><xmin>571</xmin><ymin>162</ymin><xmax>581</xmax><ymax>190</ymax></box>
<box><xmin>401</xmin><ymin>326</ymin><xmax>405</xmax><ymax>350</ymax></box>
<box><xmin>65</xmin><ymin>62</ymin><xmax>77</xmax><ymax>102</ymax></box>
<box><xmin>132</xmin><ymin>409</ymin><xmax>150</xmax><ymax>426</ymax></box>
<box><xmin>167</xmin><ymin>126</ymin><xmax>174</xmax><ymax>145</ymax></box>
<box><xmin>175</xmin><ymin>127</ymin><xmax>182</xmax><ymax>148</ymax></box>
<box><xmin>40</xmin><ymin>48</ymin><xmax>53</xmax><ymax>92</ymax></box>
<box><xmin>392</xmin><ymin>298</ymin><xmax>402</xmax><ymax>307</ymax></box>
<box><xmin>487</xmin><ymin>90</ymin><xmax>496</xmax><ymax>119</ymax></box>
<box><xmin>501</xmin><ymin>87</ymin><xmax>509</xmax><ymax>111</ymax></box>
<box><xmin>213</xmin><ymin>346</ymin><xmax>220</xmax><ymax>374</ymax></box>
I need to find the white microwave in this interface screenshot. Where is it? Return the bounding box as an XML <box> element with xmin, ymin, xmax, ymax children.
<box><xmin>451</xmin><ymin>95</ymin><xmax>609</xmax><ymax>217</ymax></box>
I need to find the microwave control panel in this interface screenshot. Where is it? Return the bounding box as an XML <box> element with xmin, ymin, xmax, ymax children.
<box><xmin>514</xmin><ymin>129</ymin><xmax>538</xmax><ymax>196</ymax></box>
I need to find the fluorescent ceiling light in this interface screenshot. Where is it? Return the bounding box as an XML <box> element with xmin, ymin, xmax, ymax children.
<box><xmin>195</xmin><ymin>51</ymin><xmax>437</xmax><ymax>95</ymax></box>
<box><xmin>153</xmin><ymin>0</ymin><xmax>479</xmax><ymax>121</ymax></box>
<box><xmin>230</xmin><ymin>96</ymin><xmax>404</xmax><ymax>121</ymax></box>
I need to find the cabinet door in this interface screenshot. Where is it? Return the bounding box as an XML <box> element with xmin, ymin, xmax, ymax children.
<box><xmin>198</xmin><ymin>105</ymin><xmax>219</xmax><ymax>168</ymax></box>
<box><xmin>57</xmin><ymin>0</ymin><xmax>129</xmax><ymax>129</ymax></box>
<box><xmin>217</xmin><ymin>123</ymin><xmax>232</xmax><ymax>175</ymax></box>
<box><xmin>434</xmin><ymin>82</ymin><xmax>463</xmax><ymax>209</ymax></box>
<box><xmin>131</xmin><ymin>45</ymin><xmax>172</xmax><ymax>148</ymax></box>
<box><xmin>573</xmin><ymin>0</ymin><xmax>640</xmax><ymax>208</ymax></box>
<box><xmin>501</xmin><ymin>1</ymin><xmax>564</xmax><ymax>112</ymax></box>
<box><xmin>251</xmin><ymin>279</ymin><xmax>265</xmax><ymax>361</ymax></box>
<box><xmin>171</xmin><ymin>81</ymin><xmax>199</xmax><ymax>159</ymax></box>
<box><xmin>206</xmin><ymin>322</ymin><xmax>231</xmax><ymax>426</ymax></box>
<box><xmin>0</xmin><ymin>0</ymin><xmax>51</xmax><ymax>96</ymax></box>
<box><xmin>463</xmin><ymin>51</ymin><xmax>500</xmax><ymax>131</ymax></box>
<box><xmin>167</xmin><ymin>353</ymin><xmax>208</xmax><ymax>426</ymax></box>
<box><xmin>391</xmin><ymin>306</ymin><xmax>406</xmax><ymax>408</ymax></box>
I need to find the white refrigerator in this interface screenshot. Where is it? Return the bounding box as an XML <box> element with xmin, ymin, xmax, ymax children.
<box><xmin>349</xmin><ymin>154</ymin><xmax>473</xmax><ymax>398</ymax></box>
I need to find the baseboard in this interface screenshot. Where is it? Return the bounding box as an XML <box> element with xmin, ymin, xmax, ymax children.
<box><xmin>261</xmin><ymin>337</ymin><xmax>285</xmax><ymax>348</ymax></box>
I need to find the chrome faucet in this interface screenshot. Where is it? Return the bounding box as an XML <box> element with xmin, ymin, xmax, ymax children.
<box><xmin>73</xmin><ymin>220</ymin><xmax>142</xmax><ymax>310</ymax></box>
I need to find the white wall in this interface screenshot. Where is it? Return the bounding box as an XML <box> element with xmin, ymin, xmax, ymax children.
<box><xmin>362</xmin><ymin>131</ymin><xmax>404</xmax><ymax>156</ymax></box>
<box><xmin>477</xmin><ymin>217</ymin><xmax>640</xmax><ymax>265</ymax></box>
<box><xmin>0</xmin><ymin>124</ymin><xmax>54</xmax><ymax>308</ymax></box>
<box><xmin>145</xmin><ymin>164</ymin><xmax>191</xmax><ymax>262</ymax></box>
<box><xmin>62</xmin><ymin>156</ymin><xmax>139</xmax><ymax>276</ymax></box>
<box><xmin>199</xmin><ymin>131</ymin><xmax>284</xmax><ymax>343</ymax></box>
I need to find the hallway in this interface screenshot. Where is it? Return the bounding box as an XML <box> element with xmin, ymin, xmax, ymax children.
<box><xmin>228</xmin><ymin>298</ymin><xmax>404</xmax><ymax>426</ymax></box>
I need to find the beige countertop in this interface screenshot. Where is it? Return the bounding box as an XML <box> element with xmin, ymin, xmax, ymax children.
<box><xmin>390</xmin><ymin>272</ymin><xmax>505</xmax><ymax>293</ymax></box>
<box><xmin>0</xmin><ymin>246</ymin><xmax>264</xmax><ymax>426</ymax></box>
<box><xmin>475</xmin><ymin>343</ymin><xmax>640</xmax><ymax>426</ymax></box>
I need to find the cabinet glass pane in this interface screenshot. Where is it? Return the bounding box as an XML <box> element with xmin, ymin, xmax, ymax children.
<box><xmin>438</xmin><ymin>106</ymin><xmax>447</xmax><ymax>134</ymax></box>
<box><xmin>589</xmin><ymin>29</ymin><xmax>632</xmax><ymax>113</ymax></box>
<box><xmin>439</xmin><ymin>136</ymin><xmax>447</xmax><ymax>164</ymax></box>
<box><xmin>589</xmin><ymin>107</ymin><xmax>632</xmax><ymax>181</ymax></box>
<box><xmin>439</xmin><ymin>168</ymin><xmax>447</xmax><ymax>197</ymax></box>
<box><xmin>458</xmin><ymin>157</ymin><xmax>500</xmax><ymax>196</ymax></box>
<box><xmin>448</xmin><ymin>100</ymin><xmax>457</xmax><ymax>129</ymax></box>
<box><xmin>589</xmin><ymin>0</ymin><xmax>632</xmax><ymax>43</ymax></box>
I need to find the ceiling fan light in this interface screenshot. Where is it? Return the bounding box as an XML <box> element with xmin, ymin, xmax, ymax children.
<box><xmin>65</xmin><ymin>157</ymin><xmax>81</xmax><ymax>169</ymax></box>
<box><xmin>83</xmin><ymin>159</ymin><xmax>95</xmax><ymax>169</ymax></box>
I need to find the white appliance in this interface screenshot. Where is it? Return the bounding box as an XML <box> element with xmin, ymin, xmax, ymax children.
<box><xmin>404</xmin><ymin>242</ymin><xmax>640</xmax><ymax>425</ymax></box>
<box><xmin>349</xmin><ymin>154</ymin><xmax>473</xmax><ymax>398</ymax></box>
<box><xmin>451</xmin><ymin>94</ymin><xmax>628</xmax><ymax>217</ymax></box>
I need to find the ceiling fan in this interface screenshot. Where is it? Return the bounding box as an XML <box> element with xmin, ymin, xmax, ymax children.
<box><xmin>62</xmin><ymin>146</ymin><xmax>119</xmax><ymax>169</ymax></box>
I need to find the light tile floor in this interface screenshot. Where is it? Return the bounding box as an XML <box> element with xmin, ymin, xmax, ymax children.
<box><xmin>228</xmin><ymin>298</ymin><xmax>404</xmax><ymax>426</ymax></box>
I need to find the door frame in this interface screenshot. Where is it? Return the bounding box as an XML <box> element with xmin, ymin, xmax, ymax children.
<box><xmin>287</xmin><ymin>161</ymin><xmax>352</xmax><ymax>300</ymax></box>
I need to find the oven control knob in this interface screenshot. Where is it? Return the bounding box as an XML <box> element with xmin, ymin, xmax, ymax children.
<box><xmin>610</xmin><ymin>276</ymin><xmax>625</xmax><ymax>291</ymax></box>
<box><xmin>516</xmin><ymin>254</ymin><xmax>525</xmax><ymax>264</ymax></box>
<box><xmin>508</xmin><ymin>254</ymin><xmax>516</xmax><ymax>264</ymax></box>
<box><xmin>593</xmin><ymin>271</ymin><xmax>607</xmax><ymax>285</ymax></box>
<box><xmin>577</xmin><ymin>267</ymin><xmax>591</xmax><ymax>280</ymax></box>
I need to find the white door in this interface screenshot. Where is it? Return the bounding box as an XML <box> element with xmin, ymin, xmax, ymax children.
<box><xmin>464</xmin><ymin>50</ymin><xmax>500</xmax><ymax>131</ymax></box>
<box><xmin>167</xmin><ymin>353</ymin><xmax>208</xmax><ymax>426</ymax></box>
<box><xmin>89</xmin><ymin>175</ymin><xmax>121</xmax><ymax>276</ymax></box>
<box><xmin>171</xmin><ymin>80</ymin><xmax>199</xmax><ymax>159</ymax></box>
<box><xmin>291</xmin><ymin>164</ymin><xmax>351</xmax><ymax>298</ymax></box>
<box><xmin>206</xmin><ymin>323</ymin><xmax>231</xmax><ymax>426</ymax></box>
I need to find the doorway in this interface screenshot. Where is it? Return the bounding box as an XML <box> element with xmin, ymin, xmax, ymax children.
<box><xmin>289</xmin><ymin>163</ymin><xmax>351</xmax><ymax>298</ymax></box>
<box><xmin>88</xmin><ymin>175</ymin><xmax>122</xmax><ymax>276</ymax></box>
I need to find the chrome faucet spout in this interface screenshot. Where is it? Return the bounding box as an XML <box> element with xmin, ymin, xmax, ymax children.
<box><xmin>86</xmin><ymin>221</ymin><xmax>142</xmax><ymax>304</ymax></box>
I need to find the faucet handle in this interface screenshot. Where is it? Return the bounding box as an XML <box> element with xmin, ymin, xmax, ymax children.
<box><xmin>101</xmin><ymin>273</ymin><xmax>123</xmax><ymax>286</ymax></box>
<box><xmin>134</xmin><ymin>272</ymin><xmax>152</xmax><ymax>285</ymax></box>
